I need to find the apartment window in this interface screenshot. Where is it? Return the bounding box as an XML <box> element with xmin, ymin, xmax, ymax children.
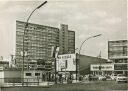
<box><xmin>26</xmin><ymin>73</ymin><xmax>32</xmax><ymax>76</ymax></box>
<box><xmin>35</xmin><ymin>73</ymin><xmax>40</xmax><ymax>76</ymax></box>
<box><xmin>114</xmin><ymin>64</ymin><xmax>127</xmax><ymax>70</ymax></box>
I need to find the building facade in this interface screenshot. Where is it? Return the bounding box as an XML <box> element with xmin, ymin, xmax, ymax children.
<box><xmin>59</xmin><ymin>24</ymin><xmax>75</xmax><ymax>54</ymax></box>
<box><xmin>16</xmin><ymin>21</ymin><xmax>75</xmax><ymax>69</ymax></box>
<box><xmin>79</xmin><ymin>54</ymin><xmax>107</xmax><ymax>75</ymax></box>
<box><xmin>0</xmin><ymin>61</ymin><xmax>9</xmax><ymax>69</ymax></box>
<box><xmin>0</xmin><ymin>57</ymin><xmax>9</xmax><ymax>69</ymax></box>
<box><xmin>108</xmin><ymin>40</ymin><xmax>128</xmax><ymax>75</ymax></box>
<box><xmin>56</xmin><ymin>54</ymin><xmax>76</xmax><ymax>83</ymax></box>
<box><xmin>0</xmin><ymin>69</ymin><xmax>52</xmax><ymax>85</ymax></box>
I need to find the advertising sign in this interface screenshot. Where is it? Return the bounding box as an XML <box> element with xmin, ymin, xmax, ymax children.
<box><xmin>90</xmin><ymin>64</ymin><xmax>114</xmax><ymax>71</ymax></box>
<box><xmin>56</xmin><ymin>54</ymin><xmax>76</xmax><ymax>71</ymax></box>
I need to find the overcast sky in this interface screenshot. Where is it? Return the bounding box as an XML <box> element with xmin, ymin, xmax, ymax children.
<box><xmin>0</xmin><ymin>0</ymin><xmax>127</xmax><ymax>59</ymax></box>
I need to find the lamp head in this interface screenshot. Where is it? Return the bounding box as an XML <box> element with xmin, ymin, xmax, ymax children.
<box><xmin>93</xmin><ymin>34</ymin><xmax>102</xmax><ymax>38</ymax></box>
<box><xmin>37</xmin><ymin>1</ymin><xmax>47</xmax><ymax>9</ymax></box>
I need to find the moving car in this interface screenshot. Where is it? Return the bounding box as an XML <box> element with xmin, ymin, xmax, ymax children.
<box><xmin>116</xmin><ymin>74</ymin><xmax>127</xmax><ymax>83</ymax></box>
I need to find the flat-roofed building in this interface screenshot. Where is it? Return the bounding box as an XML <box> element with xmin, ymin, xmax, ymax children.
<box><xmin>0</xmin><ymin>57</ymin><xmax>9</xmax><ymax>69</ymax></box>
<box><xmin>108</xmin><ymin>40</ymin><xmax>128</xmax><ymax>75</ymax></box>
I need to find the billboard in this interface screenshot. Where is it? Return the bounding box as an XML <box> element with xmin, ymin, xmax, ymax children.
<box><xmin>90</xmin><ymin>64</ymin><xmax>114</xmax><ymax>71</ymax></box>
<box><xmin>56</xmin><ymin>54</ymin><xmax>76</xmax><ymax>71</ymax></box>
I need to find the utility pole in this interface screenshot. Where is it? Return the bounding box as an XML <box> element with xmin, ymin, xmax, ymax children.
<box><xmin>55</xmin><ymin>58</ymin><xmax>57</xmax><ymax>84</ymax></box>
<box><xmin>54</xmin><ymin>47</ymin><xmax>59</xmax><ymax>84</ymax></box>
<box><xmin>98</xmin><ymin>51</ymin><xmax>102</xmax><ymax>75</ymax></box>
<box><xmin>75</xmin><ymin>53</ymin><xmax>79</xmax><ymax>82</ymax></box>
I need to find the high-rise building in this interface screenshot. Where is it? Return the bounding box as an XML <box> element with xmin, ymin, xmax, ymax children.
<box><xmin>59</xmin><ymin>24</ymin><xmax>75</xmax><ymax>54</ymax></box>
<box><xmin>108</xmin><ymin>40</ymin><xmax>128</xmax><ymax>75</ymax></box>
<box><xmin>15</xmin><ymin>21</ymin><xmax>75</xmax><ymax>69</ymax></box>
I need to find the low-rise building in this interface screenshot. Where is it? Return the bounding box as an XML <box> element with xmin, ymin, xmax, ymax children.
<box><xmin>56</xmin><ymin>54</ymin><xmax>76</xmax><ymax>81</ymax></box>
<box><xmin>0</xmin><ymin>69</ymin><xmax>21</xmax><ymax>84</ymax></box>
<box><xmin>79</xmin><ymin>55</ymin><xmax>107</xmax><ymax>75</ymax></box>
<box><xmin>56</xmin><ymin>53</ymin><xmax>107</xmax><ymax>80</ymax></box>
<box><xmin>0</xmin><ymin>69</ymin><xmax>52</xmax><ymax>86</ymax></box>
<box><xmin>23</xmin><ymin>70</ymin><xmax>49</xmax><ymax>83</ymax></box>
<box><xmin>0</xmin><ymin>58</ymin><xmax>9</xmax><ymax>69</ymax></box>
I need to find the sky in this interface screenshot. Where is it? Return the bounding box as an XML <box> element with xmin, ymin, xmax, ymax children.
<box><xmin>0</xmin><ymin>0</ymin><xmax>127</xmax><ymax>59</ymax></box>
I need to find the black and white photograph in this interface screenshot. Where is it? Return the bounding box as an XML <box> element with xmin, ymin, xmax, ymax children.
<box><xmin>0</xmin><ymin>0</ymin><xmax>127</xmax><ymax>91</ymax></box>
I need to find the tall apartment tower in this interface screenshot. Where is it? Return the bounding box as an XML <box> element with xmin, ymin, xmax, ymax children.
<box><xmin>59</xmin><ymin>24</ymin><xmax>75</xmax><ymax>54</ymax></box>
<box><xmin>108</xmin><ymin>40</ymin><xmax>128</xmax><ymax>75</ymax></box>
<box><xmin>15</xmin><ymin>21</ymin><xmax>75</xmax><ymax>69</ymax></box>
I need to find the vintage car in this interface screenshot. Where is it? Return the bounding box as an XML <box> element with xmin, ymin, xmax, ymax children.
<box><xmin>110</xmin><ymin>74</ymin><xmax>117</xmax><ymax>80</ymax></box>
<box><xmin>116</xmin><ymin>74</ymin><xmax>127</xmax><ymax>83</ymax></box>
<box><xmin>98</xmin><ymin>75</ymin><xmax>106</xmax><ymax>81</ymax></box>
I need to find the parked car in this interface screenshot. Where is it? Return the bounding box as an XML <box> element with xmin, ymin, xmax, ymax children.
<box><xmin>110</xmin><ymin>74</ymin><xmax>117</xmax><ymax>80</ymax></box>
<box><xmin>98</xmin><ymin>75</ymin><xmax>106</xmax><ymax>81</ymax></box>
<box><xmin>83</xmin><ymin>75</ymin><xmax>89</xmax><ymax>81</ymax></box>
<box><xmin>116</xmin><ymin>74</ymin><xmax>127</xmax><ymax>83</ymax></box>
<box><xmin>105</xmin><ymin>75</ymin><xmax>112</xmax><ymax>81</ymax></box>
<box><xmin>89</xmin><ymin>75</ymin><xmax>98</xmax><ymax>81</ymax></box>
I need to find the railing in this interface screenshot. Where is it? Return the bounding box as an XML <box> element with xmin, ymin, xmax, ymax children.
<box><xmin>0</xmin><ymin>78</ymin><xmax>54</xmax><ymax>87</ymax></box>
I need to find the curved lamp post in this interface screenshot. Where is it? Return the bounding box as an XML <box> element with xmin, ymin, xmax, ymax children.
<box><xmin>76</xmin><ymin>34</ymin><xmax>102</xmax><ymax>81</ymax></box>
<box><xmin>22</xmin><ymin>1</ymin><xmax>47</xmax><ymax>86</ymax></box>
<box><xmin>79</xmin><ymin>34</ymin><xmax>102</xmax><ymax>54</ymax></box>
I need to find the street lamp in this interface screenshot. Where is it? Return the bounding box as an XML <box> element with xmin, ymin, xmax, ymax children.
<box><xmin>76</xmin><ymin>34</ymin><xmax>102</xmax><ymax>82</ymax></box>
<box><xmin>79</xmin><ymin>34</ymin><xmax>102</xmax><ymax>54</ymax></box>
<box><xmin>22</xmin><ymin>1</ymin><xmax>47</xmax><ymax>86</ymax></box>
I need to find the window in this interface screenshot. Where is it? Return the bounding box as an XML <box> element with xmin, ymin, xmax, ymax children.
<box><xmin>114</xmin><ymin>64</ymin><xmax>127</xmax><ymax>70</ymax></box>
<box><xmin>35</xmin><ymin>73</ymin><xmax>40</xmax><ymax>76</ymax></box>
<box><xmin>26</xmin><ymin>73</ymin><xmax>32</xmax><ymax>76</ymax></box>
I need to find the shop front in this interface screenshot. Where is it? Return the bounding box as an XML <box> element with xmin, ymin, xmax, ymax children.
<box><xmin>56</xmin><ymin>54</ymin><xmax>76</xmax><ymax>83</ymax></box>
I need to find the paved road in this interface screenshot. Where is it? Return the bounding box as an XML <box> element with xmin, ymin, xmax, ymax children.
<box><xmin>1</xmin><ymin>81</ymin><xmax>128</xmax><ymax>91</ymax></box>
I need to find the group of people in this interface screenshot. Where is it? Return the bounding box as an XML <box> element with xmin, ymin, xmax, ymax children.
<box><xmin>57</xmin><ymin>73</ymin><xmax>73</xmax><ymax>84</ymax></box>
